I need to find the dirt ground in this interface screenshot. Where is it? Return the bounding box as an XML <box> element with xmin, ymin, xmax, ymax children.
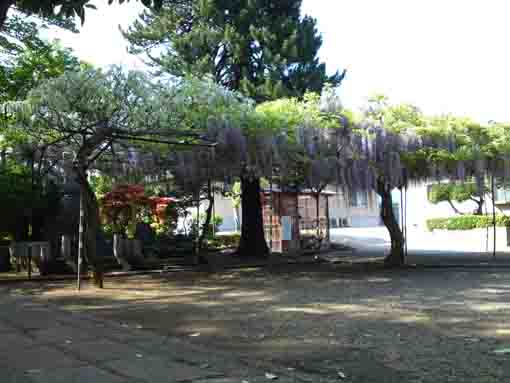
<box><xmin>5</xmin><ymin>264</ymin><xmax>510</xmax><ymax>382</ymax></box>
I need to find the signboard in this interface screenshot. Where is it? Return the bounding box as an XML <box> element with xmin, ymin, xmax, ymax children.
<box><xmin>281</xmin><ymin>216</ymin><xmax>292</xmax><ymax>241</ymax></box>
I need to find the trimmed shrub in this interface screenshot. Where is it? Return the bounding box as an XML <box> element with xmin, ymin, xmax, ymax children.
<box><xmin>426</xmin><ymin>215</ymin><xmax>510</xmax><ymax>231</ymax></box>
<box><xmin>428</xmin><ymin>182</ymin><xmax>484</xmax><ymax>205</ymax></box>
<box><xmin>207</xmin><ymin>233</ymin><xmax>240</xmax><ymax>249</ymax></box>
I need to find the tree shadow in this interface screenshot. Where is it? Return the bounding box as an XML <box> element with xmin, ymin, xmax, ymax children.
<box><xmin>4</xmin><ymin>265</ymin><xmax>510</xmax><ymax>382</ymax></box>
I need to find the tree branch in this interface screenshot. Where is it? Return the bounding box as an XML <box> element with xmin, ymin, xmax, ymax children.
<box><xmin>447</xmin><ymin>199</ymin><xmax>464</xmax><ymax>215</ymax></box>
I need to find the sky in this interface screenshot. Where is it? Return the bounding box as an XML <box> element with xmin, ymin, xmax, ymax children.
<box><xmin>43</xmin><ymin>0</ymin><xmax>510</xmax><ymax>123</ymax></box>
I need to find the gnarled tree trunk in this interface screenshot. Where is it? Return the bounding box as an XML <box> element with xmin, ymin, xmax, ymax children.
<box><xmin>377</xmin><ymin>179</ymin><xmax>404</xmax><ymax>267</ymax></box>
<box><xmin>238</xmin><ymin>173</ymin><xmax>269</xmax><ymax>258</ymax></box>
<box><xmin>471</xmin><ymin>196</ymin><xmax>484</xmax><ymax>215</ymax></box>
<box><xmin>75</xmin><ymin>165</ymin><xmax>104</xmax><ymax>288</ymax></box>
<box><xmin>31</xmin><ymin>212</ymin><xmax>45</xmax><ymax>241</ymax></box>
<box><xmin>314</xmin><ymin>191</ymin><xmax>323</xmax><ymax>249</ymax></box>
<box><xmin>446</xmin><ymin>199</ymin><xmax>464</xmax><ymax>216</ymax></box>
<box><xmin>72</xmin><ymin>127</ymin><xmax>112</xmax><ymax>287</ymax></box>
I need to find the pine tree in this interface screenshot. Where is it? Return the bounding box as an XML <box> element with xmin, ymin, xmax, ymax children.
<box><xmin>124</xmin><ymin>0</ymin><xmax>345</xmax><ymax>102</ymax></box>
<box><xmin>125</xmin><ymin>0</ymin><xmax>345</xmax><ymax>257</ymax></box>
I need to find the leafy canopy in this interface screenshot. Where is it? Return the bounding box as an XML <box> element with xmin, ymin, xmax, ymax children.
<box><xmin>0</xmin><ymin>40</ymin><xmax>83</xmax><ymax>103</ymax></box>
<box><xmin>428</xmin><ymin>182</ymin><xmax>484</xmax><ymax>205</ymax></box>
<box><xmin>123</xmin><ymin>0</ymin><xmax>344</xmax><ymax>102</ymax></box>
<box><xmin>0</xmin><ymin>0</ymin><xmax>163</xmax><ymax>29</ymax></box>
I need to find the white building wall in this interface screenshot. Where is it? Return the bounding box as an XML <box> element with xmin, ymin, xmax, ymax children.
<box><xmin>175</xmin><ymin>192</ymin><xmax>240</xmax><ymax>234</ymax></box>
<box><xmin>398</xmin><ymin>182</ymin><xmax>505</xmax><ymax>230</ymax></box>
<box><xmin>213</xmin><ymin>193</ymin><xmax>240</xmax><ymax>232</ymax></box>
<box><xmin>209</xmin><ymin>182</ymin><xmax>509</xmax><ymax>234</ymax></box>
<box><xmin>327</xmin><ymin>187</ymin><xmax>381</xmax><ymax>228</ymax></box>
<box><xmin>211</xmin><ymin>189</ymin><xmax>382</xmax><ymax>233</ymax></box>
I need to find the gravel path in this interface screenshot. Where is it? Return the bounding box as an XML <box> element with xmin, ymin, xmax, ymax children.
<box><xmin>7</xmin><ymin>264</ymin><xmax>510</xmax><ymax>382</ymax></box>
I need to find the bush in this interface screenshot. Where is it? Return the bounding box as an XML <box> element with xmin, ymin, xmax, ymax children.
<box><xmin>187</xmin><ymin>214</ymin><xmax>224</xmax><ymax>239</ymax></box>
<box><xmin>428</xmin><ymin>182</ymin><xmax>484</xmax><ymax>204</ymax></box>
<box><xmin>206</xmin><ymin>233</ymin><xmax>240</xmax><ymax>249</ymax></box>
<box><xmin>426</xmin><ymin>215</ymin><xmax>510</xmax><ymax>231</ymax></box>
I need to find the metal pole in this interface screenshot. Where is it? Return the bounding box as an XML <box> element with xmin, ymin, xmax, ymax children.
<box><xmin>28</xmin><ymin>246</ymin><xmax>32</xmax><ymax>280</ymax></box>
<box><xmin>270</xmin><ymin>164</ymin><xmax>273</xmax><ymax>253</ymax></box>
<box><xmin>492</xmin><ymin>174</ymin><xmax>497</xmax><ymax>259</ymax></box>
<box><xmin>400</xmin><ymin>187</ymin><xmax>406</xmax><ymax>261</ymax></box>
<box><xmin>196</xmin><ymin>196</ymin><xmax>200</xmax><ymax>257</ymax></box>
<box><xmin>485</xmin><ymin>196</ymin><xmax>489</xmax><ymax>252</ymax></box>
<box><xmin>404</xmin><ymin>182</ymin><xmax>408</xmax><ymax>259</ymax></box>
<box><xmin>77</xmin><ymin>188</ymin><xmax>84</xmax><ymax>291</ymax></box>
<box><xmin>400</xmin><ymin>188</ymin><xmax>404</xmax><ymax>233</ymax></box>
<box><xmin>326</xmin><ymin>195</ymin><xmax>330</xmax><ymax>244</ymax></box>
<box><xmin>212</xmin><ymin>183</ymin><xmax>216</xmax><ymax>237</ymax></box>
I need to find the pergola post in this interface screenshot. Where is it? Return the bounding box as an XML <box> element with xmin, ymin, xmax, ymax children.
<box><xmin>77</xmin><ymin>187</ymin><xmax>84</xmax><ymax>291</ymax></box>
<box><xmin>492</xmin><ymin>173</ymin><xmax>496</xmax><ymax>259</ymax></box>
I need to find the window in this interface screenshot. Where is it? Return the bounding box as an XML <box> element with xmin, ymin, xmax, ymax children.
<box><xmin>495</xmin><ymin>187</ymin><xmax>510</xmax><ymax>204</ymax></box>
<box><xmin>350</xmin><ymin>190</ymin><xmax>368</xmax><ymax>208</ymax></box>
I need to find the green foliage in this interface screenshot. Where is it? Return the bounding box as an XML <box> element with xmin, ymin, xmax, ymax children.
<box><xmin>123</xmin><ymin>0</ymin><xmax>344</xmax><ymax>102</ymax></box>
<box><xmin>89</xmin><ymin>174</ymin><xmax>114</xmax><ymax>199</ymax></box>
<box><xmin>487</xmin><ymin>123</ymin><xmax>510</xmax><ymax>155</ymax></box>
<box><xmin>0</xmin><ymin>5</ymin><xmax>78</xmax><ymax>37</ymax></box>
<box><xmin>0</xmin><ymin>162</ymin><xmax>60</xmax><ymax>239</ymax></box>
<box><xmin>366</xmin><ymin>94</ymin><xmax>425</xmax><ymax>133</ymax></box>
<box><xmin>362</xmin><ymin>95</ymin><xmax>510</xmax><ymax>182</ymax></box>
<box><xmin>428</xmin><ymin>182</ymin><xmax>484</xmax><ymax>204</ymax></box>
<box><xmin>0</xmin><ymin>40</ymin><xmax>82</xmax><ymax>103</ymax></box>
<box><xmin>225</xmin><ymin>181</ymin><xmax>242</xmax><ymax>209</ymax></box>
<box><xmin>174</xmin><ymin>75</ymin><xmax>255</xmax><ymax>134</ymax></box>
<box><xmin>152</xmin><ymin>202</ymin><xmax>179</xmax><ymax>236</ymax></box>
<box><xmin>0</xmin><ymin>0</ymin><xmax>163</xmax><ymax>29</ymax></box>
<box><xmin>188</xmin><ymin>213</ymin><xmax>223</xmax><ymax>239</ymax></box>
<box><xmin>207</xmin><ymin>233</ymin><xmax>240</xmax><ymax>249</ymax></box>
<box><xmin>254</xmin><ymin>92</ymin><xmax>339</xmax><ymax>135</ymax></box>
<box><xmin>0</xmin><ymin>16</ymin><xmax>84</xmax><ymax>147</ymax></box>
<box><xmin>426</xmin><ymin>215</ymin><xmax>510</xmax><ymax>231</ymax></box>
<box><xmin>0</xmin><ymin>165</ymin><xmax>31</xmax><ymax>237</ymax></box>
<box><xmin>9</xmin><ymin>68</ymin><xmax>252</xmax><ymax>165</ymax></box>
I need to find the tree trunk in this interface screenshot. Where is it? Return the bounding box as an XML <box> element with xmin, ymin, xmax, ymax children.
<box><xmin>314</xmin><ymin>192</ymin><xmax>323</xmax><ymax>249</ymax></box>
<box><xmin>72</xmin><ymin>126</ymin><xmax>113</xmax><ymax>287</ymax></box>
<box><xmin>447</xmin><ymin>199</ymin><xmax>464</xmax><ymax>216</ymax></box>
<box><xmin>238</xmin><ymin>174</ymin><xmax>269</xmax><ymax>258</ymax></box>
<box><xmin>233</xmin><ymin>205</ymin><xmax>241</xmax><ymax>231</ymax></box>
<box><xmin>316</xmin><ymin>192</ymin><xmax>320</xmax><ymax>237</ymax></box>
<box><xmin>113</xmin><ymin>234</ymin><xmax>132</xmax><ymax>271</ymax></box>
<box><xmin>15</xmin><ymin>217</ymin><xmax>30</xmax><ymax>241</ymax></box>
<box><xmin>377</xmin><ymin>179</ymin><xmax>404</xmax><ymax>267</ymax></box>
<box><xmin>76</xmin><ymin>166</ymin><xmax>104</xmax><ymax>288</ymax></box>
<box><xmin>474</xmin><ymin>197</ymin><xmax>484</xmax><ymax>215</ymax></box>
<box><xmin>198</xmin><ymin>180</ymin><xmax>213</xmax><ymax>254</ymax></box>
<box><xmin>31</xmin><ymin>213</ymin><xmax>45</xmax><ymax>241</ymax></box>
<box><xmin>0</xmin><ymin>0</ymin><xmax>13</xmax><ymax>31</ymax></box>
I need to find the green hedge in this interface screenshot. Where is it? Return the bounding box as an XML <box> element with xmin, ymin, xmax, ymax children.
<box><xmin>207</xmin><ymin>233</ymin><xmax>240</xmax><ymax>249</ymax></box>
<box><xmin>426</xmin><ymin>215</ymin><xmax>510</xmax><ymax>231</ymax></box>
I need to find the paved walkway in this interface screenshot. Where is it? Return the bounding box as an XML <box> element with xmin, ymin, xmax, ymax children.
<box><xmin>330</xmin><ymin>227</ymin><xmax>510</xmax><ymax>266</ymax></box>
<box><xmin>0</xmin><ymin>291</ymin><xmax>303</xmax><ymax>383</ymax></box>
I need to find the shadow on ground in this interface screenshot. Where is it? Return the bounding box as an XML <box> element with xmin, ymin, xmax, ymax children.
<box><xmin>4</xmin><ymin>264</ymin><xmax>510</xmax><ymax>383</ymax></box>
